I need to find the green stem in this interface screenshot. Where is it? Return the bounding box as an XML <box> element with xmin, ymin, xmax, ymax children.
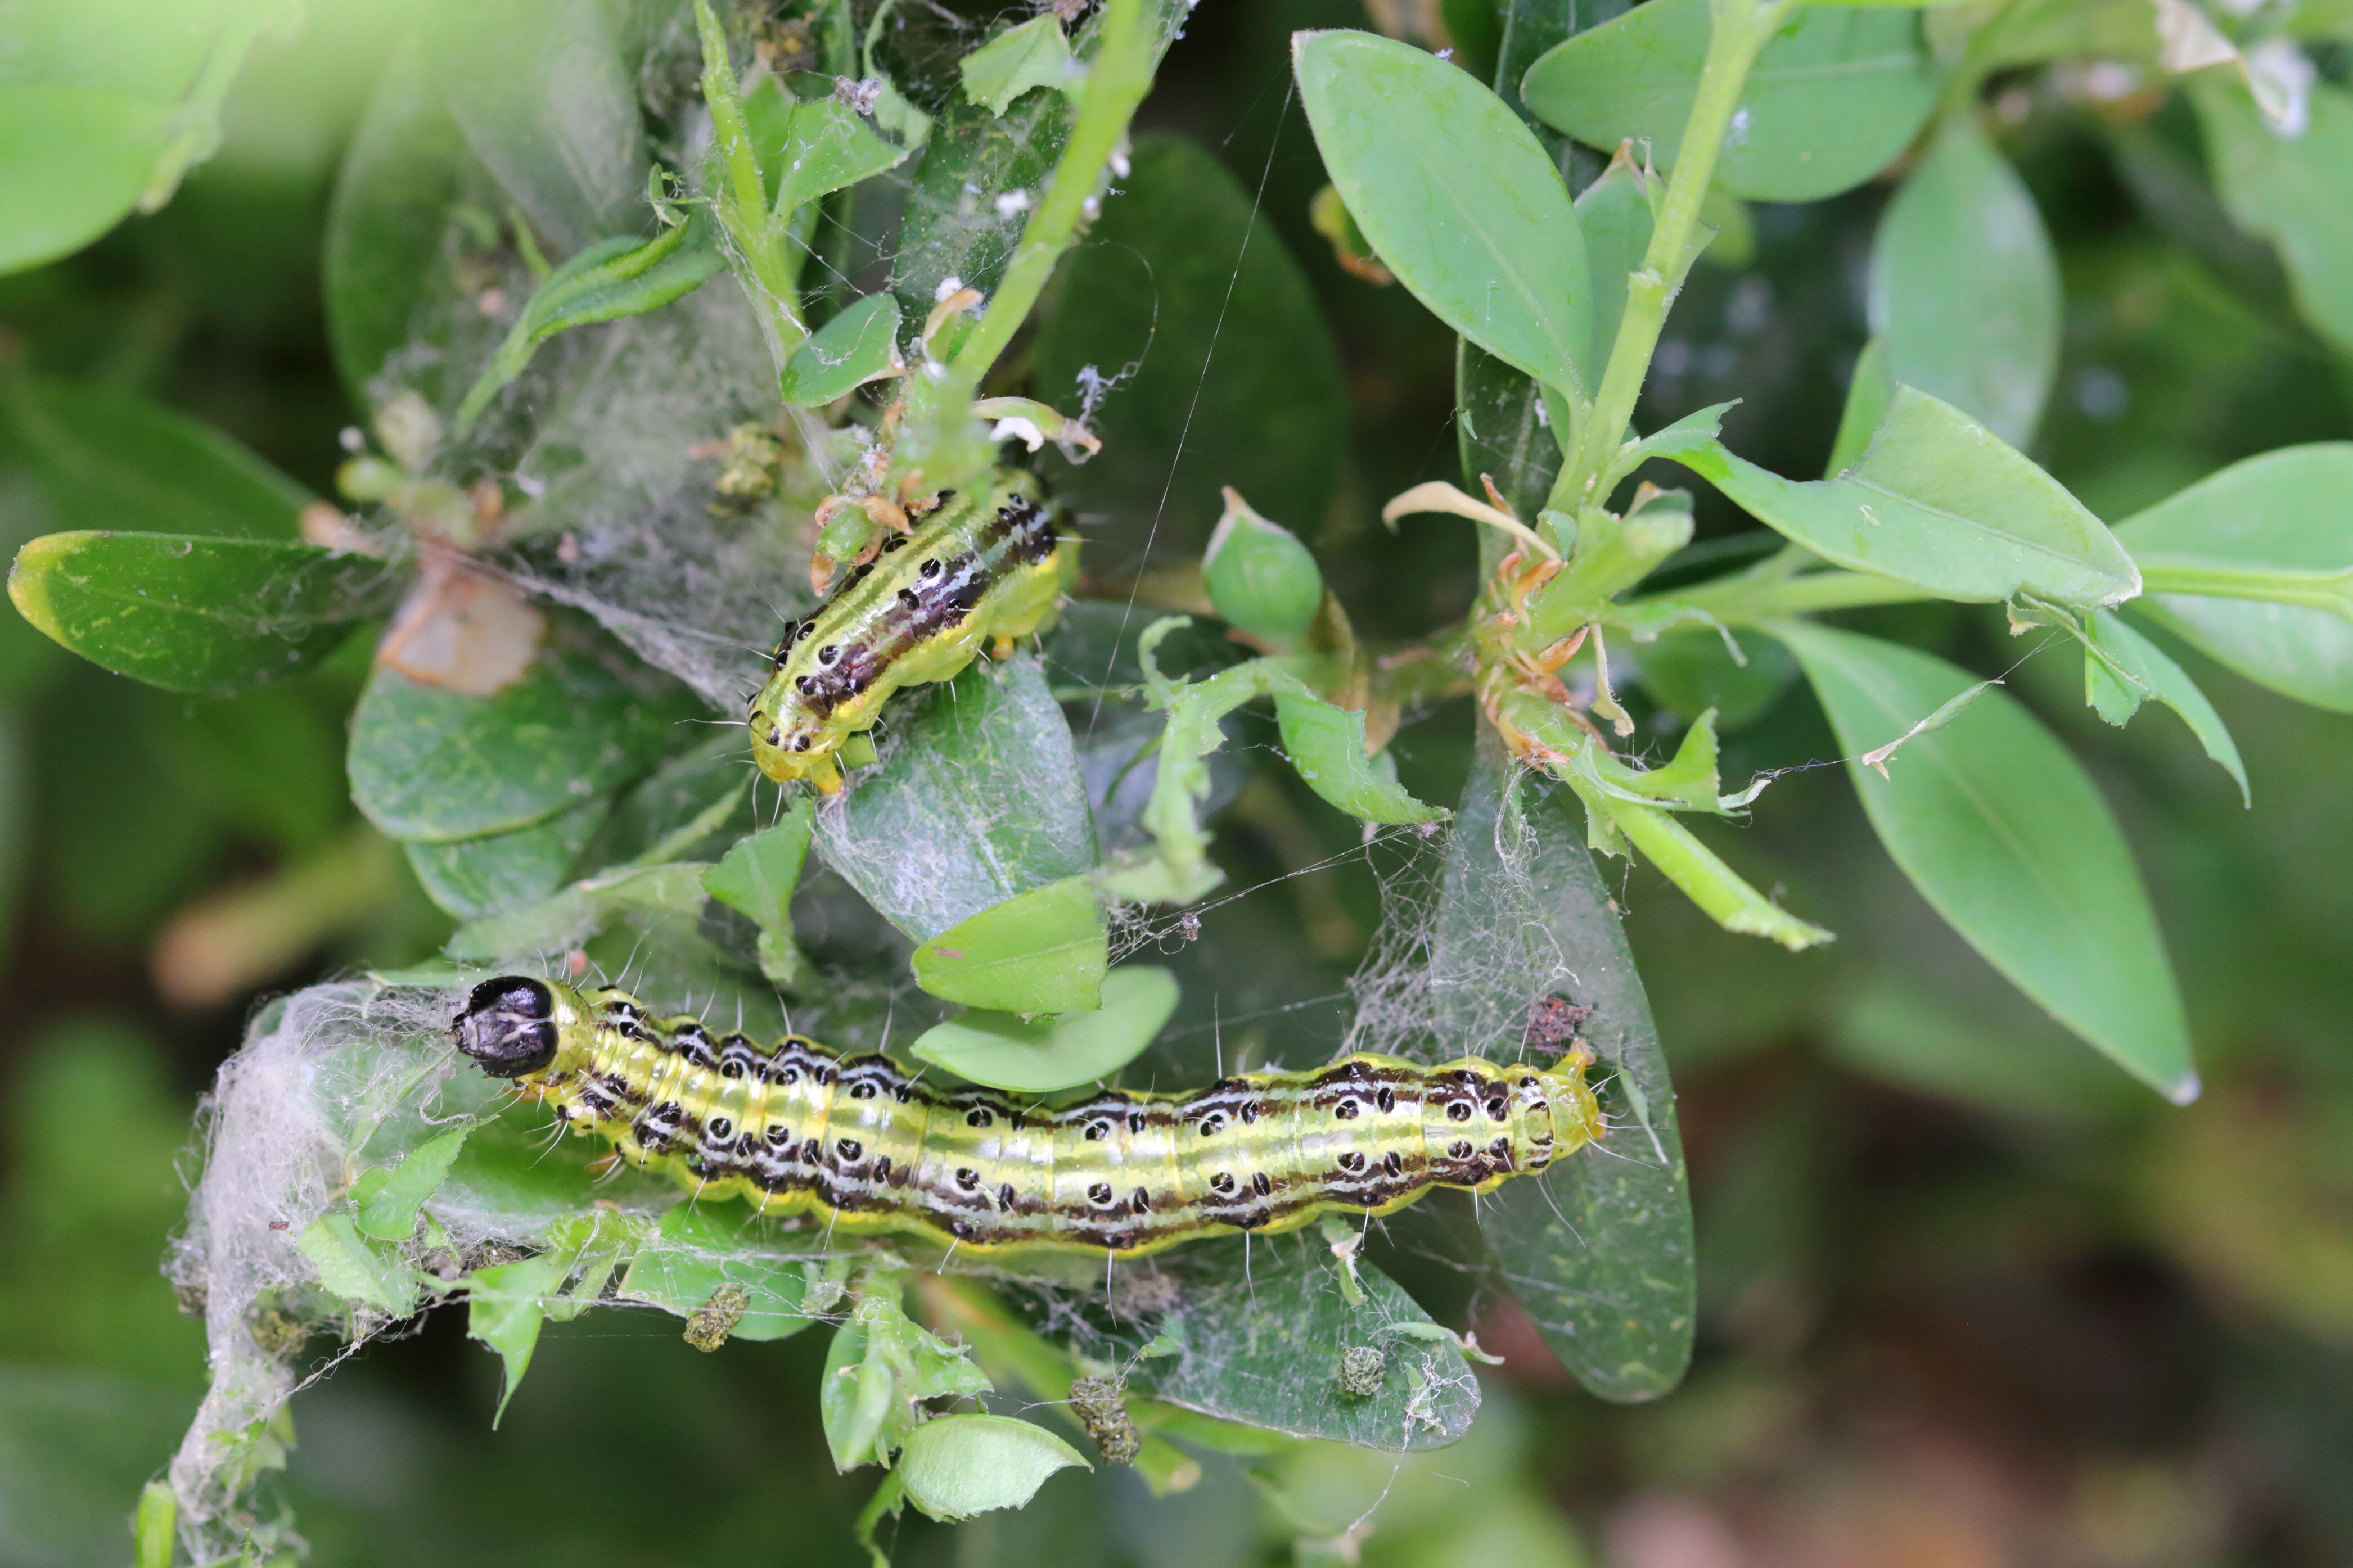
<box><xmin>1551</xmin><ymin>0</ymin><xmax>1790</xmax><ymax>510</ymax></box>
<box><xmin>2137</xmin><ymin>558</ymin><xmax>2353</xmax><ymax>619</ymax></box>
<box><xmin>1639</xmin><ymin>567</ymin><xmax>1937</xmax><ymax>622</ymax></box>
<box><xmin>948</xmin><ymin>0</ymin><xmax>1156</xmax><ymax>383</ymax></box>
<box><xmin>693</xmin><ymin>0</ymin><xmax>805</xmax><ymax>362</ymax></box>
<box><xmin>1595</xmin><ymin>792</ymin><xmax>1831</xmax><ymax>951</ymax></box>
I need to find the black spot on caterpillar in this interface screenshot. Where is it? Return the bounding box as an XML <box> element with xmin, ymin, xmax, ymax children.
<box><xmin>453</xmin><ymin>977</ymin><xmax>1605</xmax><ymax>1259</ymax></box>
<box><xmin>748</xmin><ymin>471</ymin><xmax>1076</xmax><ymax>793</ymax></box>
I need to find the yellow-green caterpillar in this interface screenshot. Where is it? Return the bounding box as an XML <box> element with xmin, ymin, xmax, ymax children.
<box><xmin>454</xmin><ymin>978</ymin><xmax>1605</xmax><ymax>1259</ymax></box>
<box><xmin>749</xmin><ymin>473</ymin><xmax>1076</xmax><ymax>793</ymax></box>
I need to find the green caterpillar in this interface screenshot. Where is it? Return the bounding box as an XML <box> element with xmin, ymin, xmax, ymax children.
<box><xmin>454</xmin><ymin>977</ymin><xmax>1605</xmax><ymax>1258</ymax></box>
<box><xmin>749</xmin><ymin>472</ymin><xmax>1076</xmax><ymax>793</ymax></box>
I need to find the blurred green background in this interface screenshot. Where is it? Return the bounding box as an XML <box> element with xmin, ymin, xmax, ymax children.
<box><xmin>7</xmin><ymin>2</ymin><xmax>2353</xmax><ymax>1565</ymax></box>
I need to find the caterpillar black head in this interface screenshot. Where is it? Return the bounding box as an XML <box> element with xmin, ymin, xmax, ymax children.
<box><xmin>453</xmin><ymin>975</ymin><xmax>560</xmax><ymax>1079</ymax></box>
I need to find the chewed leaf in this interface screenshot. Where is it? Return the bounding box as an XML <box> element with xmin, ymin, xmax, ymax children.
<box><xmin>1271</xmin><ymin>690</ymin><xmax>1446</xmax><ymax>825</ymax></box>
<box><xmin>1434</xmin><ymin>739</ymin><xmax>1696</xmax><ymax>1399</ymax></box>
<box><xmin>2082</xmin><ymin>611</ymin><xmax>2250</xmax><ymax>803</ymax></box>
<box><xmin>9</xmin><ymin>532</ymin><xmax>396</xmax><ymax>696</ymax></box>
<box><xmin>296</xmin><ymin>1213</ymin><xmax>418</xmax><ymax>1317</ymax></box>
<box><xmin>456</xmin><ymin>219</ymin><xmax>723</xmax><ymax>427</ymax></box>
<box><xmin>900</xmin><ymin>1415</ymin><xmax>1088</xmax><ymax>1522</ymax></box>
<box><xmin>616</xmin><ymin>1204</ymin><xmax>818</xmax><ymax>1343</ymax></box>
<box><xmin>959</xmin><ymin>15</ymin><xmax>1078</xmax><ymax>116</ymax></box>
<box><xmin>444</xmin><ymin>862</ymin><xmax>710</xmax><ymax>961</ymax></box>
<box><xmin>773</xmin><ymin>98</ymin><xmax>916</xmax><ymax>216</ymax></box>
<box><xmin>910</xmin><ymin>964</ymin><xmax>1178</xmax><ymax>1092</ymax></box>
<box><xmin>912</xmin><ymin>876</ymin><xmax>1109</xmax><ymax>1014</ymax></box>
<box><xmin>1656</xmin><ymin>386</ymin><xmax>2142</xmax><ymax>609</ymax></box>
<box><xmin>780</xmin><ymin>292</ymin><xmax>903</xmax><ymax>406</ymax></box>
<box><xmin>1110</xmin><ymin>1227</ymin><xmax>1481</xmax><ymax>1448</ymax></box>
<box><xmin>702</xmin><ymin>803</ymin><xmax>817</xmax><ymax>987</ymax></box>
<box><xmin>466</xmin><ymin>1255</ymin><xmax>566</xmax><ymax>1423</ymax></box>
<box><xmin>353</xmin><ymin>1127</ymin><xmax>471</xmax><ymax>1242</ymax></box>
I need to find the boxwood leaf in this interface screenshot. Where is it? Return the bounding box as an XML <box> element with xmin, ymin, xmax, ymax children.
<box><xmin>780</xmin><ymin>292</ymin><xmax>904</xmax><ymax>407</ymax></box>
<box><xmin>1778</xmin><ymin>621</ymin><xmax>2197</xmax><ymax>1101</ymax></box>
<box><xmin>1111</xmin><ymin>1227</ymin><xmax>1481</xmax><ymax>1448</ymax></box>
<box><xmin>898</xmin><ymin>1415</ymin><xmax>1088</xmax><ymax>1524</ymax></box>
<box><xmin>1295</xmin><ymin>29</ymin><xmax>1592</xmax><ymax>396</ymax></box>
<box><xmin>961</xmin><ymin>17</ymin><xmax>1078</xmax><ymax>116</ymax></box>
<box><xmin>348</xmin><ymin>636</ymin><xmax>693</xmax><ymax>841</ymax></box>
<box><xmin>910</xmin><ymin>876</ymin><xmax>1109</xmax><ymax>1015</ymax></box>
<box><xmin>813</xmin><ymin>654</ymin><xmax>1098</xmax><ymax>943</ymax></box>
<box><xmin>2193</xmin><ymin>75</ymin><xmax>2353</xmax><ymax>354</ymax></box>
<box><xmin>353</xmin><ymin>1127</ymin><xmax>471</xmax><ymax>1242</ymax></box>
<box><xmin>1869</xmin><ymin>118</ymin><xmax>2060</xmax><ymax>448</ymax></box>
<box><xmin>2116</xmin><ymin>445</ymin><xmax>2353</xmax><ymax>713</ymax></box>
<box><xmin>2082</xmin><ymin>611</ymin><xmax>2248</xmax><ymax>803</ymax></box>
<box><xmin>910</xmin><ymin>963</ymin><xmax>1176</xmax><ymax>1092</ymax></box>
<box><xmin>9</xmin><ymin>532</ymin><xmax>395</xmax><ymax>695</ymax></box>
<box><xmin>616</xmin><ymin>1204</ymin><xmax>817</xmax><ymax>1342</ymax></box>
<box><xmin>1657</xmin><ymin>386</ymin><xmax>2141</xmax><ymax>608</ymax></box>
<box><xmin>296</xmin><ymin>1213</ymin><xmax>418</xmax><ymax>1317</ymax></box>
<box><xmin>1435</xmin><ymin>736</ymin><xmax>1694</xmax><ymax>1400</ymax></box>
<box><xmin>403</xmin><ymin>798</ymin><xmax>607</xmax><ymax>921</ymax></box>
<box><xmin>3</xmin><ymin>378</ymin><xmax>314</xmax><ymax>539</ymax></box>
<box><xmin>1270</xmin><ymin>690</ymin><xmax>1448</xmax><ymax>825</ymax></box>
<box><xmin>1520</xmin><ymin>0</ymin><xmax>1939</xmax><ymax>202</ymax></box>
<box><xmin>702</xmin><ymin>803</ymin><xmax>817</xmax><ymax>988</ymax></box>
<box><xmin>1031</xmin><ymin>134</ymin><xmax>1346</xmax><ymax>575</ymax></box>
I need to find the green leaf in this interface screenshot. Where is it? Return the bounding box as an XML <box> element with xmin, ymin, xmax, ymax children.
<box><xmin>1658</xmin><ymin>386</ymin><xmax>2141</xmax><ymax>609</ymax></box>
<box><xmin>912</xmin><ymin>876</ymin><xmax>1108</xmax><ymax>1014</ymax></box>
<box><xmin>1114</xmin><ymin>1228</ymin><xmax>1480</xmax><ymax>1448</ymax></box>
<box><xmin>2081</xmin><ymin>611</ymin><xmax>2248</xmax><ymax>804</ymax></box>
<box><xmin>616</xmin><ymin>1204</ymin><xmax>817</xmax><ymax>1342</ymax></box>
<box><xmin>896</xmin><ymin>1415</ymin><xmax>1088</xmax><ymax>1523</ymax></box>
<box><xmin>1574</xmin><ymin>151</ymin><xmax>1656</xmax><ymax>382</ymax></box>
<box><xmin>2</xmin><ymin>378</ymin><xmax>315</xmax><ymax>539</ymax></box>
<box><xmin>1433</xmin><ymin>738</ymin><xmax>1694</xmax><ymax>1399</ymax></box>
<box><xmin>1295</xmin><ymin>30</ymin><xmax>1592</xmax><ymax>396</ymax></box>
<box><xmin>780</xmin><ymin>292</ymin><xmax>904</xmax><ymax>406</ymax></box>
<box><xmin>8</xmin><ymin>532</ymin><xmax>395</xmax><ymax>695</ymax></box>
<box><xmin>773</xmin><ymin>98</ymin><xmax>918</xmax><ymax>216</ymax></box>
<box><xmin>1778</xmin><ymin>621</ymin><xmax>2197</xmax><ymax>1101</ymax></box>
<box><xmin>348</xmin><ymin>636</ymin><xmax>692</xmax><ymax>841</ymax></box>
<box><xmin>1031</xmin><ymin>134</ymin><xmax>1346</xmax><ymax>575</ymax></box>
<box><xmin>2115</xmin><ymin>445</ymin><xmax>2353</xmax><ymax>713</ymax></box>
<box><xmin>822</xmin><ymin>1280</ymin><xmax>994</xmax><ymax>1471</ymax></box>
<box><xmin>353</xmin><ymin>1127</ymin><xmax>472</xmax><ymax>1242</ymax></box>
<box><xmin>1270</xmin><ymin>691</ymin><xmax>1449</xmax><ymax>825</ymax></box>
<box><xmin>701</xmin><ymin>802</ymin><xmax>818</xmax><ymax>988</ymax></box>
<box><xmin>403</xmin><ymin>799</ymin><xmax>607</xmax><ymax>922</ymax></box>
<box><xmin>1869</xmin><ymin>118</ymin><xmax>2060</xmax><ymax>448</ymax></box>
<box><xmin>0</xmin><ymin>0</ymin><xmax>263</xmax><ymax>273</ymax></box>
<box><xmin>444</xmin><ymin>862</ymin><xmax>710</xmax><ymax>962</ymax></box>
<box><xmin>296</xmin><ymin>1213</ymin><xmax>418</xmax><ymax>1317</ymax></box>
<box><xmin>813</xmin><ymin>654</ymin><xmax>1098</xmax><ymax>944</ymax></box>
<box><xmin>2193</xmin><ymin>76</ymin><xmax>2353</xmax><ymax>354</ymax></box>
<box><xmin>1521</xmin><ymin>0</ymin><xmax>1939</xmax><ymax>202</ymax></box>
<box><xmin>1457</xmin><ymin>341</ymin><xmax>1563</xmax><ymax>522</ymax></box>
<box><xmin>960</xmin><ymin>16</ymin><xmax>1078</xmax><ymax>116</ymax></box>
<box><xmin>422</xmin><ymin>0</ymin><xmax>650</xmax><ymax>254</ymax></box>
<box><xmin>1202</xmin><ymin>495</ymin><xmax>1325</xmax><ymax>648</ymax></box>
<box><xmin>1634</xmin><ymin>625</ymin><xmax>1796</xmax><ymax>728</ymax></box>
<box><xmin>909</xmin><ymin>964</ymin><xmax>1179</xmax><ymax>1092</ymax></box>
<box><xmin>1824</xmin><ymin>336</ymin><xmax>1894</xmax><ymax>476</ymax></box>
<box><xmin>457</xmin><ymin>219</ymin><xmax>724</xmax><ymax>426</ymax></box>
<box><xmin>466</xmin><ymin>1255</ymin><xmax>565</xmax><ymax>1422</ymax></box>
<box><xmin>324</xmin><ymin>37</ymin><xmax>481</xmax><ymax>412</ymax></box>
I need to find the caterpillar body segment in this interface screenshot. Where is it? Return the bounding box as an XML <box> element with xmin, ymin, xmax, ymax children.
<box><xmin>750</xmin><ymin>472</ymin><xmax>1076</xmax><ymax>792</ymax></box>
<box><xmin>453</xmin><ymin>977</ymin><xmax>1606</xmax><ymax>1259</ymax></box>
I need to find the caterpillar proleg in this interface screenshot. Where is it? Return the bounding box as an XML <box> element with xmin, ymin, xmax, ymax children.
<box><xmin>454</xmin><ymin>978</ymin><xmax>1604</xmax><ymax>1258</ymax></box>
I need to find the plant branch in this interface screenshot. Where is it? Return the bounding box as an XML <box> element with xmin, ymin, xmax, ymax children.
<box><xmin>1552</xmin><ymin>0</ymin><xmax>1791</xmax><ymax>510</ymax></box>
<box><xmin>693</xmin><ymin>0</ymin><xmax>805</xmax><ymax>362</ymax></box>
<box><xmin>948</xmin><ymin>0</ymin><xmax>1156</xmax><ymax>383</ymax></box>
